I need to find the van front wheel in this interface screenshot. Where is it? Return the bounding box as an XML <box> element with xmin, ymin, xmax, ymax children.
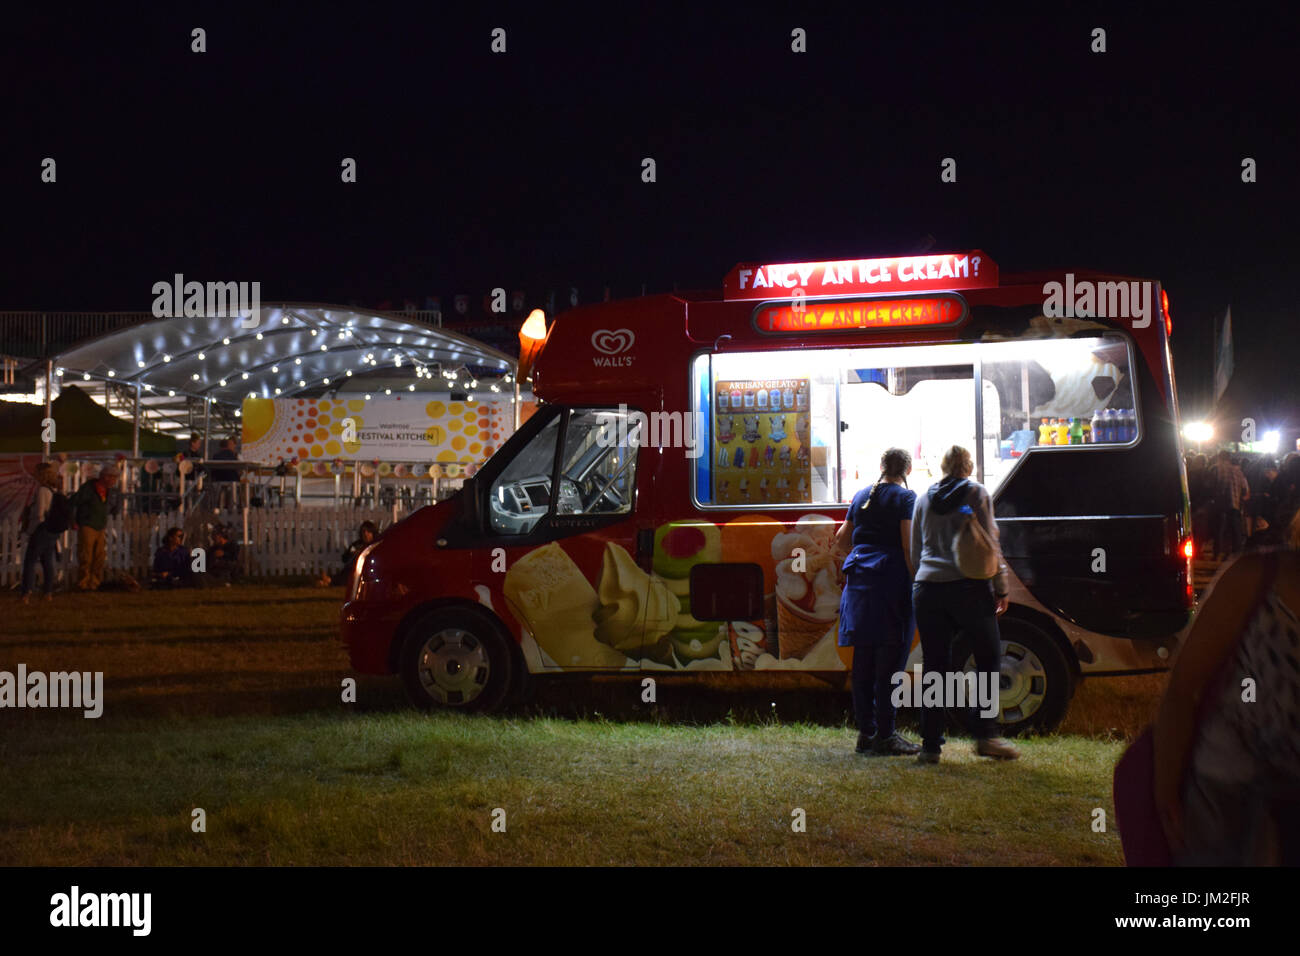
<box><xmin>399</xmin><ymin>608</ymin><xmax>514</xmax><ymax>713</ymax></box>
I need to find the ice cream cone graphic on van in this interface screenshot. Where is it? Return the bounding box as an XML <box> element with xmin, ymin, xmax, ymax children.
<box><xmin>502</xmin><ymin>543</ymin><xmax>628</xmax><ymax>668</ymax></box>
<box><xmin>593</xmin><ymin>541</ymin><xmax>677</xmax><ymax>664</ymax></box>
<box><xmin>772</xmin><ymin>515</ymin><xmax>842</xmax><ymax>659</ymax></box>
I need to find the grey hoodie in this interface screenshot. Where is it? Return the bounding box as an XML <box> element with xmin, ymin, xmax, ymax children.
<box><xmin>910</xmin><ymin>475</ymin><xmax>1009</xmax><ymax>596</ymax></box>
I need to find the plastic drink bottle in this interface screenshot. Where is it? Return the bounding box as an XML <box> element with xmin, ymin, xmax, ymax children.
<box><xmin>1055</xmin><ymin>419</ymin><xmax>1069</xmax><ymax>445</ymax></box>
<box><xmin>1069</xmin><ymin>417</ymin><xmax>1084</xmax><ymax>444</ymax></box>
<box><xmin>1038</xmin><ymin>418</ymin><xmax>1052</xmax><ymax>445</ymax></box>
<box><xmin>1091</xmin><ymin>409</ymin><xmax>1103</xmax><ymax>443</ymax></box>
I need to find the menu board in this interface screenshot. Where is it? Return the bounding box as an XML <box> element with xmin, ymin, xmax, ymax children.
<box><xmin>712</xmin><ymin>379</ymin><xmax>812</xmax><ymax>506</ymax></box>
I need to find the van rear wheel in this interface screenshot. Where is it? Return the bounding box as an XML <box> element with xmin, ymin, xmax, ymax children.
<box><xmin>950</xmin><ymin>615</ymin><xmax>1071</xmax><ymax>736</ymax></box>
<box><xmin>399</xmin><ymin>608</ymin><xmax>514</xmax><ymax>713</ymax></box>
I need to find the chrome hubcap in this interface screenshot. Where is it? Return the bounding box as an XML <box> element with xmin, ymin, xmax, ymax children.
<box><xmin>417</xmin><ymin>628</ymin><xmax>490</xmax><ymax>706</ymax></box>
<box><xmin>962</xmin><ymin>639</ymin><xmax>1047</xmax><ymax>725</ymax></box>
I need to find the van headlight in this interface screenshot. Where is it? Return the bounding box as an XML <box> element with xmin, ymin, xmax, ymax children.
<box><xmin>349</xmin><ymin>545</ymin><xmax>409</xmax><ymax>603</ymax></box>
<box><xmin>349</xmin><ymin>544</ymin><xmax>376</xmax><ymax>602</ymax></box>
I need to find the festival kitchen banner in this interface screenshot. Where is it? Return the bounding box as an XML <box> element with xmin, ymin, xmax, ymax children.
<box><xmin>241</xmin><ymin>394</ymin><xmax>513</xmax><ymax>466</ymax></box>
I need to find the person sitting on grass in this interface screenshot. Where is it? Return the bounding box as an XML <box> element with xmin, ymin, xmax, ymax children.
<box><xmin>152</xmin><ymin>527</ymin><xmax>192</xmax><ymax>587</ymax></box>
<box><xmin>317</xmin><ymin>520</ymin><xmax>378</xmax><ymax>587</ymax></box>
<box><xmin>208</xmin><ymin>526</ymin><xmax>240</xmax><ymax>586</ymax></box>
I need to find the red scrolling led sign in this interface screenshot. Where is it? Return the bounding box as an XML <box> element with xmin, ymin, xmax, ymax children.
<box><xmin>724</xmin><ymin>251</ymin><xmax>997</xmax><ymax>301</ymax></box>
<box><xmin>754</xmin><ymin>296</ymin><xmax>966</xmax><ymax>333</ymax></box>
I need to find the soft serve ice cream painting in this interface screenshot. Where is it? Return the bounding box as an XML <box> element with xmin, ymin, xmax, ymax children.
<box><xmin>498</xmin><ymin>515</ymin><xmax>846</xmax><ymax>673</ymax></box>
<box><xmin>773</xmin><ymin>516</ymin><xmax>843</xmax><ymax>660</ymax></box>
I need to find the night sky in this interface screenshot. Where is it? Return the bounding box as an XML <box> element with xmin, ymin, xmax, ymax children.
<box><xmin>2</xmin><ymin>6</ymin><xmax>1296</xmax><ymax>431</ymax></box>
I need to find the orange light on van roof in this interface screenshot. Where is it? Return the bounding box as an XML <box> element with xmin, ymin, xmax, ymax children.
<box><xmin>520</xmin><ymin>309</ymin><xmax>547</xmax><ymax>341</ymax></box>
<box><xmin>518</xmin><ymin>309</ymin><xmax>548</xmax><ymax>382</ymax></box>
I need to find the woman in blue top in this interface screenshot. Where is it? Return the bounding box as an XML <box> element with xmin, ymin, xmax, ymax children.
<box><xmin>834</xmin><ymin>448</ymin><xmax>922</xmax><ymax>756</ymax></box>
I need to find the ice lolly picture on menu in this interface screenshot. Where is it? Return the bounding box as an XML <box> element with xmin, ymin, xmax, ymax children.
<box><xmin>712</xmin><ymin>378</ymin><xmax>812</xmax><ymax>505</ymax></box>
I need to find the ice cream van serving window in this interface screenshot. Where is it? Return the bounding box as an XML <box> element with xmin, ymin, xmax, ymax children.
<box><xmin>690</xmin><ymin>333</ymin><xmax>1137</xmax><ymax>509</ymax></box>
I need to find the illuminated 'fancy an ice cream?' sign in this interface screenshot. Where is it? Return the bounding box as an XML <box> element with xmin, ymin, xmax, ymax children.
<box><xmin>753</xmin><ymin>295</ymin><xmax>967</xmax><ymax>334</ymax></box>
<box><xmin>724</xmin><ymin>250</ymin><xmax>997</xmax><ymax>301</ymax></box>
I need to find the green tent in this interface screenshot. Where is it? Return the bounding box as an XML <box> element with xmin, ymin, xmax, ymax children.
<box><xmin>0</xmin><ymin>385</ymin><xmax>175</xmax><ymax>454</ymax></box>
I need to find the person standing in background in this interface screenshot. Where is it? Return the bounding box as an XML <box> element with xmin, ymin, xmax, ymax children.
<box><xmin>1274</xmin><ymin>453</ymin><xmax>1300</xmax><ymax>536</ymax></box>
<box><xmin>1186</xmin><ymin>454</ymin><xmax>1212</xmax><ymax>557</ymax></box>
<box><xmin>181</xmin><ymin>433</ymin><xmax>205</xmax><ymax>466</ymax></box>
<box><xmin>72</xmin><ymin>465</ymin><xmax>118</xmax><ymax>591</ymax></box>
<box><xmin>211</xmin><ymin>437</ymin><xmax>240</xmax><ymax>511</ymax></box>
<box><xmin>1211</xmin><ymin>451</ymin><xmax>1250</xmax><ymax>558</ymax></box>
<box><xmin>20</xmin><ymin>462</ymin><xmax>62</xmax><ymax>603</ymax></box>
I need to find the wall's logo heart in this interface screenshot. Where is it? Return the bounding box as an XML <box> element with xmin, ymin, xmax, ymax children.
<box><xmin>591</xmin><ymin>329</ymin><xmax>635</xmax><ymax>355</ymax></box>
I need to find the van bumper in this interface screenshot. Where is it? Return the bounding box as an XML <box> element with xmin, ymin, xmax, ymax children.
<box><xmin>340</xmin><ymin>600</ymin><xmax>404</xmax><ymax>674</ymax></box>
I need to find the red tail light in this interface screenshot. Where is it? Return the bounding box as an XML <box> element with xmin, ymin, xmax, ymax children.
<box><xmin>1162</xmin><ymin>290</ymin><xmax>1173</xmax><ymax>337</ymax></box>
<box><xmin>1182</xmin><ymin>537</ymin><xmax>1194</xmax><ymax>560</ymax></box>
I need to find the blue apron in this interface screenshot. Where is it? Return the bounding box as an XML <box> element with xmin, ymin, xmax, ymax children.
<box><xmin>838</xmin><ymin>543</ymin><xmax>913</xmax><ymax>648</ymax></box>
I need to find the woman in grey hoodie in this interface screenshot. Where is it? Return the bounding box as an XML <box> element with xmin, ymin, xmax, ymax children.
<box><xmin>910</xmin><ymin>445</ymin><xmax>1020</xmax><ymax>763</ymax></box>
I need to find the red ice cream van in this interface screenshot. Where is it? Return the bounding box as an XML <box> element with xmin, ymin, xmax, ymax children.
<box><xmin>341</xmin><ymin>250</ymin><xmax>1193</xmax><ymax>733</ymax></box>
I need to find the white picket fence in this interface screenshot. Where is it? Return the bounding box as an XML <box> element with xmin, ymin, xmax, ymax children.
<box><xmin>0</xmin><ymin>506</ymin><xmax>397</xmax><ymax>588</ymax></box>
<box><xmin>244</xmin><ymin>507</ymin><xmax>394</xmax><ymax>577</ymax></box>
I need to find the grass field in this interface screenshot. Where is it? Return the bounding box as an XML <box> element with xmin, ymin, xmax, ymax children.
<box><xmin>0</xmin><ymin>587</ymin><xmax>1169</xmax><ymax>865</ymax></box>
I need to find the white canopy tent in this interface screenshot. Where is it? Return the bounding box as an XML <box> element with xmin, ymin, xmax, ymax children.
<box><xmin>44</xmin><ymin>303</ymin><xmax>519</xmax><ymax>451</ymax></box>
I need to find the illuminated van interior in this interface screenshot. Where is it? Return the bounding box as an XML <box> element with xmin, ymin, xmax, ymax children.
<box><xmin>692</xmin><ymin>334</ymin><xmax>1134</xmax><ymax>507</ymax></box>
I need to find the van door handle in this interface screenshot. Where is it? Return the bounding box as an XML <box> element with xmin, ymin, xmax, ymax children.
<box><xmin>636</xmin><ymin>528</ymin><xmax>654</xmax><ymax>572</ymax></box>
